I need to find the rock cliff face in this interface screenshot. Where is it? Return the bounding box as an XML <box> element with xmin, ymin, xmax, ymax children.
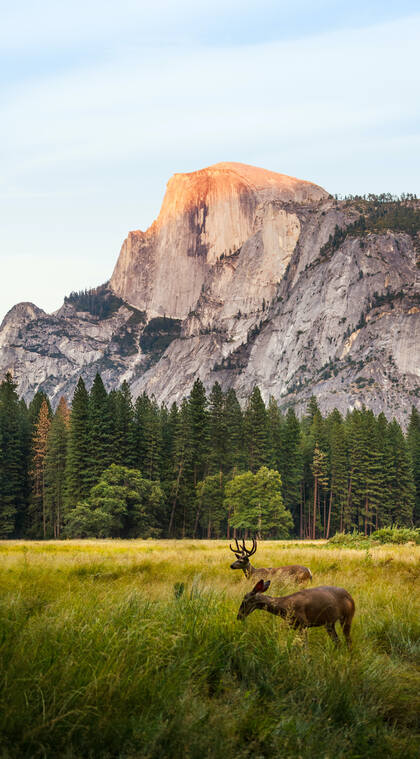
<box><xmin>110</xmin><ymin>162</ymin><xmax>327</xmax><ymax>318</ymax></box>
<box><xmin>1</xmin><ymin>162</ymin><xmax>419</xmax><ymax>423</ymax></box>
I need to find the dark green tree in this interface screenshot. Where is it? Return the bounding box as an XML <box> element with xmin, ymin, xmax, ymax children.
<box><xmin>28</xmin><ymin>390</ymin><xmax>52</xmax><ymax>435</ymax></box>
<box><xmin>208</xmin><ymin>382</ymin><xmax>227</xmax><ymax>476</ymax></box>
<box><xmin>0</xmin><ymin>373</ymin><xmax>26</xmax><ymax>537</ymax></box>
<box><xmin>311</xmin><ymin>443</ymin><xmax>328</xmax><ymax>539</ymax></box>
<box><xmin>168</xmin><ymin>399</ymin><xmax>194</xmax><ymax>537</ymax></box>
<box><xmin>327</xmin><ymin>411</ymin><xmax>348</xmax><ymax>536</ymax></box>
<box><xmin>280</xmin><ymin>407</ymin><xmax>303</xmax><ymax>534</ymax></box>
<box><xmin>224</xmin><ymin>388</ymin><xmax>244</xmax><ymax>472</ymax></box>
<box><xmin>113</xmin><ymin>382</ymin><xmax>136</xmax><ymax>468</ymax></box>
<box><xmin>407</xmin><ymin>406</ymin><xmax>420</xmax><ymax>525</ymax></box>
<box><xmin>15</xmin><ymin>398</ymin><xmax>31</xmax><ymax>537</ymax></box>
<box><xmin>65</xmin><ymin>377</ymin><xmax>90</xmax><ymax>509</ymax></box>
<box><xmin>132</xmin><ymin>392</ymin><xmax>150</xmax><ymax>471</ymax></box>
<box><xmin>87</xmin><ymin>373</ymin><xmax>113</xmax><ymax>487</ymax></box>
<box><xmin>45</xmin><ymin>397</ymin><xmax>70</xmax><ymax>537</ymax></box>
<box><xmin>303</xmin><ymin>395</ymin><xmax>320</xmax><ymax>433</ymax></box>
<box><xmin>387</xmin><ymin>419</ymin><xmax>415</xmax><ymax>526</ymax></box>
<box><xmin>30</xmin><ymin>398</ymin><xmax>51</xmax><ymax>537</ymax></box>
<box><xmin>244</xmin><ymin>386</ymin><xmax>269</xmax><ymax>472</ymax></box>
<box><xmin>143</xmin><ymin>396</ymin><xmax>163</xmax><ymax>481</ymax></box>
<box><xmin>347</xmin><ymin>409</ymin><xmax>382</xmax><ymax>534</ymax></box>
<box><xmin>196</xmin><ymin>473</ymin><xmax>226</xmax><ymax>538</ymax></box>
<box><xmin>188</xmin><ymin>379</ymin><xmax>209</xmax><ymax>486</ymax></box>
<box><xmin>266</xmin><ymin>397</ymin><xmax>283</xmax><ymax>471</ymax></box>
<box><xmin>160</xmin><ymin>402</ymin><xmax>178</xmax><ymax>482</ymax></box>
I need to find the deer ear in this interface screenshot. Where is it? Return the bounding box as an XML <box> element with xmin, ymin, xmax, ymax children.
<box><xmin>252</xmin><ymin>579</ymin><xmax>268</xmax><ymax>594</ymax></box>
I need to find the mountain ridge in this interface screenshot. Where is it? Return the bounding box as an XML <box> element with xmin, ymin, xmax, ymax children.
<box><xmin>1</xmin><ymin>163</ymin><xmax>419</xmax><ymax>424</ymax></box>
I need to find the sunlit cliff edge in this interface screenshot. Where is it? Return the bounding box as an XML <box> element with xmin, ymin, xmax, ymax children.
<box><xmin>1</xmin><ymin>162</ymin><xmax>419</xmax><ymax>424</ymax></box>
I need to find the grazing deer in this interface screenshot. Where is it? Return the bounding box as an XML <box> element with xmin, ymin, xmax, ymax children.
<box><xmin>237</xmin><ymin>579</ymin><xmax>355</xmax><ymax>647</ymax></box>
<box><xmin>229</xmin><ymin>538</ymin><xmax>312</xmax><ymax>583</ymax></box>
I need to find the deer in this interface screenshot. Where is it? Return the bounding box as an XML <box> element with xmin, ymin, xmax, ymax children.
<box><xmin>236</xmin><ymin>579</ymin><xmax>355</xmax><ymax>647</ymax></box>
<box><xmin>229</xmin><ymin>538</ymin><xmax>312</xmax><ymax>584</ymax></box>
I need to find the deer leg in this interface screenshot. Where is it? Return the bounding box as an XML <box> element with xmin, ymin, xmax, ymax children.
<box><xmin>341</xmin><ymin>620</ymin><xmax>352</xmax><ymax>650</ymax></box>
<box><xmin>325</xmin><ymin>623</ymin><xmax>340</xmax><ymax>646</ymax></box>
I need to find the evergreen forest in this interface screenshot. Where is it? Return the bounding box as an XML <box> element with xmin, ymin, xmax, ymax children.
<box><xmin>0</xmin><ymin>371</ymin><xmax>419</xmax><ymax>540</ymax></box>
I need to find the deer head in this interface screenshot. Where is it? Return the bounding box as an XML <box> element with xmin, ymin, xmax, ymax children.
<box><xmin>237</xmin><ymin>579</ymin><xmax>271</xmax><ymax>620</ymax></box>
<box><xmin>229</xmin><ymin>537</ymin><xmax>257</xmax><ymax>571</ymax></box>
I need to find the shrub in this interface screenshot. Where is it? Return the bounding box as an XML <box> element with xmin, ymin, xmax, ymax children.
<box><xmin>328</xmin><ymin>527</ymin><xmax>420</xmax><ymax>548</ymax></box>
<box><xmin>370</xmin><ymin>527</ymin><xmax>420</xmax><ymax>545</ymax></box>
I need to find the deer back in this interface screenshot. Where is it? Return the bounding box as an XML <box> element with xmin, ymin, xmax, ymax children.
<box><xmin>251</xmin><ymin>564</ymin><xmax>312</xmax><ymax>583</ymax></box>
<box><xmin>270</xmin><ymin>586</ymin><xmax>355</xmax><ymax>627</ymax></box>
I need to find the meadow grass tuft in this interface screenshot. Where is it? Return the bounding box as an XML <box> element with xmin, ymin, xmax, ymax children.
<box><xmin>0</xmin><ymin>540</ymin><xmax>419</xmax><ymax>758</ymax></box>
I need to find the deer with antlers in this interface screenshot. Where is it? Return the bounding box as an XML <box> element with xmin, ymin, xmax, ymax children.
<box><xmin>236</xmin><ymin>579</ymin><xmax>355</xmax><ymax>647</ymax></box>
<box><xmin>229</xmin><ymin>538</ymin><xmax>312</xmax><ymax>583</ymax></box>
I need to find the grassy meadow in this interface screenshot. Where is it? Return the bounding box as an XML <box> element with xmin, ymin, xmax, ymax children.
<box><xmin>0</xmin><ymin>539</ymin><xmax>419</xmax><ymax>759</ymax></box>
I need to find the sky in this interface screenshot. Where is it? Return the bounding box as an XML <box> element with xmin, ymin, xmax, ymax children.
<box><xmin>1</xmin><ymin>0</ymin><xmax>419</xmax><ymax>320</ymax></box>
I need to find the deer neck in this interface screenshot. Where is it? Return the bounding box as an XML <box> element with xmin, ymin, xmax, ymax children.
<box><xmin>253</xmin><ymin>595</ymin><xmax>287</xmax><ymax>618</ymax></box>
<box><xmin>243</xmin><ymin>561</ymin><xmax>255</xmax><ymax>579</ymax></box>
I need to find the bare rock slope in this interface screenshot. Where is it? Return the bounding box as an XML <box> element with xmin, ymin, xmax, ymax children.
<box><xmin>1</xmin><ymin>162</ymin><xmax>419</xmax><ymax>422</ymax></box>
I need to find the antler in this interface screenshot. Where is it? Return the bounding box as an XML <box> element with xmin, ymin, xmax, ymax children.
<box><xmin>242</xmin><ymin>537</ymin><xmax>257</xmax><ymax>557</ymax></box>
<box><xmin>229</xmin><ymin>537</ymin><xmax>257</xmax><ymax>556</ymax></box>
<box><xmin>229</xmin><ymin>538</ymin><xmax>242</xmax><ymax>554</ymax></box>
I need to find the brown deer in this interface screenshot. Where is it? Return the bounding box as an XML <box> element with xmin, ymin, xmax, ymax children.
<box><xmin>229</xmin><ymin>538</ymin><xmax>312</xmax><ymax>583</ymax></box>
<box><xmin>237</xmin><ymin>579</ymin><xmax>355</xmax><ymax>647</ymax></box>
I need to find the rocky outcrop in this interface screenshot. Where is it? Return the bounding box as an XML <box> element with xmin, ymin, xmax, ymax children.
<box><xmin>0</xmin><ymin>162</ymin><xmax>419</xmax><ymax>423</ymax></box>
<box><xmin>0</xmin><ymin>288</ymin><xmax>181</xmax><ymax>404</ymax></box>
<box><xmin>110</xmin><ymin>162</ymin><xmax>328</xmax><ymax>319</ymax></box>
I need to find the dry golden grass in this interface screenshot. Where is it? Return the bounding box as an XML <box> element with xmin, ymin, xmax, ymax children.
<box><xmin>0</xmin><ymin>539</ymin><xmax>419</xmax><ymax>758</ymax></box>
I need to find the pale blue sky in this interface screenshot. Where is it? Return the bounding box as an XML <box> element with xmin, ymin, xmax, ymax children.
<box><xmin>1</xmin><ymin>1</ymin><xmax>419</xmax><ymax>319</ymax></box>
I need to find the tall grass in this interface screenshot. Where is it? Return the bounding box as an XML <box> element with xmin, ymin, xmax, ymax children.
<box><xmin>0</xmin><ymin>540</ymin><xmax>419</xmax><ymax>758</ymax></box>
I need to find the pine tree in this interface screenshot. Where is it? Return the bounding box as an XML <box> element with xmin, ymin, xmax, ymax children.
<box><xmin>387</xmin><ymin>420</ymin><xmax>415</xmax><ymax>526</ymax></box>
<box><xmin>30</xmin><ymin>398</ymin><xmax>51</xmax><ymax>537</ymax></box>
<box><xmin>407</xmin><ymin>406</ymin><xmax>420</xmax><ymax>525</ymax></box>
<box><xmin>303</xmin><ymin>395</ymin><xmax>320</xmax><ymax>433</ymax></box>
<box><xmin>113</xmin><ymin>382</ymin><xmax>136</xmax><ymax>468</ymax></box>
<box><xmin>376</xmin><ymin>413</ymin><xmax>394</xmax><ymax>527</ymax></box>
<box><xmin>327</xmin><ymin>412</ymin><xmax>348</xmax><ymax>535</ymax></box>
<box><xmin>143</xmin><ymin>397</ymin><xmax>163</xmax><ymax>481</ymax></box>
<box><xmin>347</xmin><ymin>409</ymin><xmax>382</xmax><ymax>534</ymax></box>
<box><xmin>244</xmin><ymin>387</ymin><xmax>268</xmax><ymax>473</ymax></box>
<box><xmin>65</xmin><ymin>377</ymin><xmax>90</xmax><ymax>508</ymax></box>
<box><xmin>208</xmin><ymin>382</ymin><xmax>227</xmax><ymax>475</ymax></box>
<box><xmin>28</xmin><ymin>391</ymin><xmax>52</xmax><ymax>435</ymax></box>
<box><xmin>266</xmin><ymin>397</ymin><xmax>283</xmax><ymax>471</ymax></box>
<box><xmin>169</xmin><ymin>399</ymin><xmax>194</xmax><ymax>537</ymax></box>
<box><xmin>15</xmin><ymin>398</ymin><xmax>31</xmax><ymax>536</ymax></box>
<box><xmin>196</xmin><ymin>473</ymin><xmax>226</xmax><ymax>538</ymax></box>
<box><xmin>0</xmin><ymin>373</ymin><xmax>24</xmax><ymax>537</ymax></box>
<box><xmin>224</xmin><ymin>388</ymin><xmax>244</xmax><ymax>472</ymax></box>
<box><xmin>45</xmin><ymin>397</ymin><xmax>70</xmax><ymax>537</ymax></box>
<box><xmin>133</xmin><ymin>392</ymin><xmax>149</xmax><ymax>472</ymax></box>
<box><xmin>279</xmin><ymin>407</ymin><xmax>303</xmax><ymax>534</ymax></box>
<box><xmin>188</xmin><ymin>379</ymin><xmax>209</xmax><ymax>486</ymax></box>
<box><xmin>311</xmin><ymin>444</ymin><xmax>328</xmax><ymax>538</ymax></box>
<box><xmin>362</xmin><ymin>410</ymin><xmax>383</xmax><ymax>534</ymax></box>
<box><xmin>160</xmin><ymin>402</ymin><xmax>178</xmax><ymax>482</ymax></box>
<box><xmin>87</xmin><ymin>373</ymin><xmax>113</xmax><ymax>486</ymax></box>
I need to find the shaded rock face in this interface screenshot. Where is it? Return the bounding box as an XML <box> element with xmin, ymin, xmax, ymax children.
<box><xmin>0</xmin><ymin>161</ymin><xmax>419</xmax><ymax>424</ymax></box>
<box><xmin>132</xmin><ymin>211</ymin><xmax>420</xmax><ymax>427</ymax></box>
<box><xmin>0</xmin><ymin>289</ymin><xmax>180</xmax><ymax>404</ymax></box>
